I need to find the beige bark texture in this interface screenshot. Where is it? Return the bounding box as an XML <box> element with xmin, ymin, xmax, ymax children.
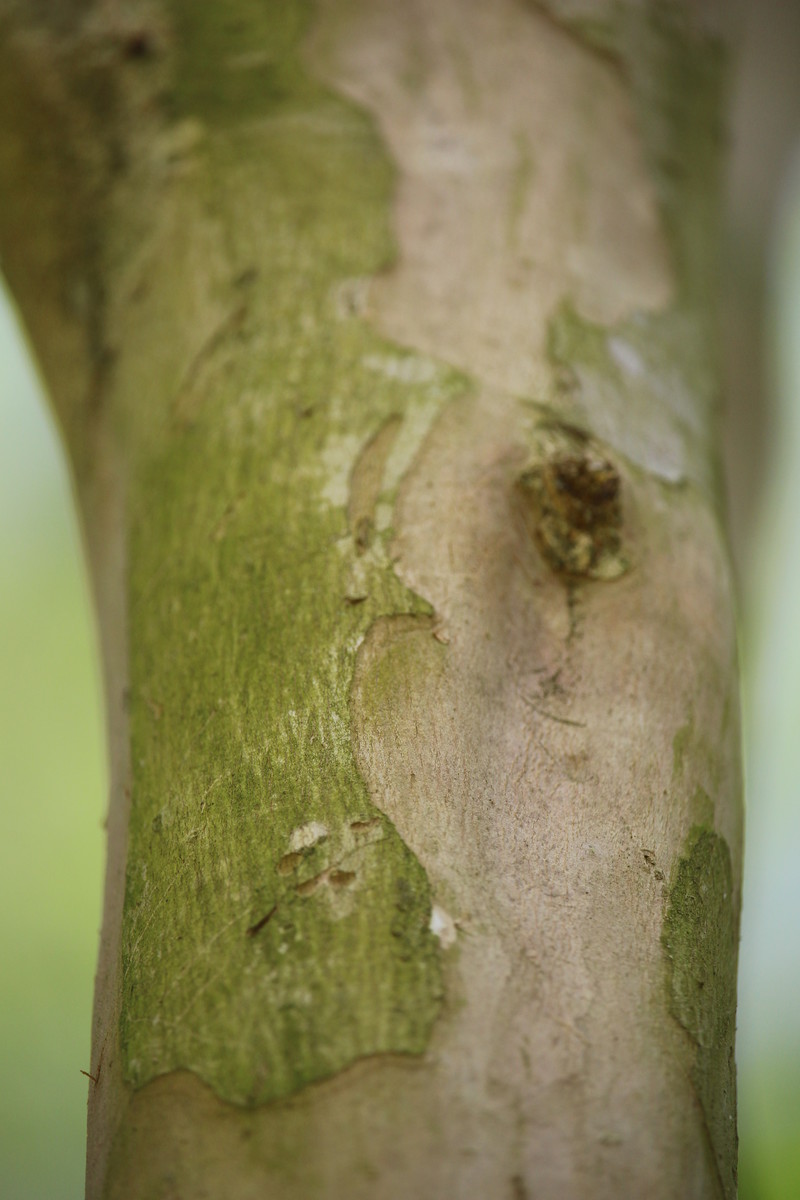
<box><xmin>0</xmin><ymin>1</ymin><xmax>742</xmax><ymax>1197</ymax></box>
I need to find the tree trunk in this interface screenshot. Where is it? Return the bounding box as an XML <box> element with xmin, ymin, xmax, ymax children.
<box><xmin>0</xmin><ymin>1</ymin><xmax>742</xmax><ymax>1197</ymax></box>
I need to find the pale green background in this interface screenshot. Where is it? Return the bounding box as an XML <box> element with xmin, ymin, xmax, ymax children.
<box><xmin>1</xmin><ymin>137</ymin><xmax>800</xmax><ymax>1200</ymax></box>
<box><xmin>735</xmin><ymin>151</ymin><xmax>800</xmax><ymax>1200</ymax></box>
<box><xmin>0</xmin><ymin>291</ymin><xmax>105</xmax><ymax>1200</ymax></box>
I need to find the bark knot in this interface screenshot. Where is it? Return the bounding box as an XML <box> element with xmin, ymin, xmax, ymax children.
<box><xmin>517</xmin><ymin>425</ymin><xmax>628</xmax><ymax>580</ymax></box>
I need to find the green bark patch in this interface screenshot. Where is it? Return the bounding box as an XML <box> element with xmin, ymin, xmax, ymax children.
<box><xmin>120</xmin><ymin>0</ymin><xmax>467</xmax><ymax>1106</ymax></box>
<box><xmin>662</xmin><ymin>826</ymin><xmax>738</xmax><ymax>1199</ymax></box>
<box><xmin>167</xmin><ymin>0</ymin><xmax>317</xmax><ymax>127</ymax></box>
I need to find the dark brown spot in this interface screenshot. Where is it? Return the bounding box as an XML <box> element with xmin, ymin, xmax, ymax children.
<box><xmin>542</xmin><ymin>455</ymin><xmax>620</xmax><ymax>530</ymax></box>
<box><xmin>350</xmin><ymin>818</ymin><xmax>381</xmax><ymax>833</ymax></box>
<box><xmin>517</xmin><ymin>448</ymin><xmax>625</xmax><ymax>580</ymax></box>
<box><xmin>246</xmin><ymin>905</ymin><xmax>277</xmax><ymax>937</ymax></box>
<box><xmin>234</xmin><ymin>267</ymin><xmax>258</xmax><ymax>289</ymax></box>
<box><xmin>122</xmin><ymin>30</ymin><xmax>154</xmax><ymax>60</ymax></box>
<box><xmin>354</xmin><ymin>515</ymin><xmax>372</xmax><ymax>552</ymax></box>
<box><xmin>329</xmin><ymin>870</ymin><xmax>356</xmax><ymax>888</ymax></box>
<box><xmin>296</xmin><ymin>874</ymin><xmax>326</xmax><ymax>897</ymax></box>
<box><xmin>510</xmin><ymin>1174</ymin><xmax>528</xmax><ymax>1200</ymax></box>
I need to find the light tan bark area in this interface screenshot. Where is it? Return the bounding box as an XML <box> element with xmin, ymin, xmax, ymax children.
<box><xmin>310</xmin><ymin>0</ymin><xmax>673</xmax><ymax>397</ymax></box>
<box><xmin>320</xmin><ymin>2</ymin><xmax>739</xmax><ymax>1194</ymax></box>
<box><xmin>353</xmin><ymin>388</ymin><xmax>739</xmax><ymax>1197</ymax></box>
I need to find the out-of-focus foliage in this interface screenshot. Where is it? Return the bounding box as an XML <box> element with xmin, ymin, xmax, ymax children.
<box><xmin>737</xmin><ymin>152</ymin><xmax>800</xmax><ymax>1200</ymax></box>
<box><xmin>0</xmin><ymin>288</ymin><xmax>105</xmax><ymax>1200</ymax></box>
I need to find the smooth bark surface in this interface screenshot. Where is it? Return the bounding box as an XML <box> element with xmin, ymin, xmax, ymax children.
<box><xmin>0</xmin><ymin>1</ymin><xmax>741</xmax><ymax>1197</ymax></box>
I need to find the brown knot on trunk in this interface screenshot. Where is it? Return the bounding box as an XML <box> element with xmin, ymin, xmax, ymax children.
<box><xmin>516</xmin><ymin>428</ymin><xmax>628</xmax><ymax>581</ymax></box>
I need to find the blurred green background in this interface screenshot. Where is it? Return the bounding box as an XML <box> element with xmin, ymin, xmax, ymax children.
<box><xmin>2</xmin><ymin>10</ymin><xmax>800</xmax><ymax>1199</ymax></box>
<box><xmin>733</xmin><ymin>153</ymin><xmax>800</xmax><ymax>1198</ymax></box>
<box><xmin>0</xmin><ymin>294</ymin><xmax>105</xmax><ymax>1198</ymax></box>
<box><xmin>723</xmin><ymin>6</ymin><xmax>800</xmax><ymax>1191</ymax></box>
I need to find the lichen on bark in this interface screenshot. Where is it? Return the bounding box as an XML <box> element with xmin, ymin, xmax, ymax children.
<box><xmin>663</xmin><ymin>826</ymin><xmax>738</xmax><ymax>1199</ymax></box>
<box><xmin>118</xmin><ymin>0</ymin><xmax>469</xmax><ymax>1106</ymax></box>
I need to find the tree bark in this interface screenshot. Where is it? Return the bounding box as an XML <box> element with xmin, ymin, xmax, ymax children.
<box><xmin>0</xmin><ymin>1</ymin><xmax>742</xmax><ymax>1197</ymax></box>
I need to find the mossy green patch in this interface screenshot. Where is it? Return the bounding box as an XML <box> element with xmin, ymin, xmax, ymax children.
<box><xmin>690</xmin><ymin>786</ymin><xmax>715</xmax><ymax>829</ymax></box>
<box><xmin>120</xmin><ymin>0</ymin><xmax>468</xmax><ymax>1106</ymax></box>
<box><xmin>166</xmin><ymin>0</ymin><xmax>316</xmax><ymax>127</ymax></box>
<box><xmin>670</xmin><ymin>714</ymin><xmax>724</xmax><ymax>817</ymax></box>
<box><xmin>663</xmin><ymin>826</ymin><xmax>738</xmax><ymax>1199</ymax></box>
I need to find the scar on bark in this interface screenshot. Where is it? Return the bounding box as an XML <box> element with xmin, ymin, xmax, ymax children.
<box><xmin>296</xmin><ymin>868</ymin><xmax>356</xmax><ymax>897</ymax></box>
<box><xmin>246</xmin><ymin>905</ymin><xmax>277</xmax><ymax>937</ymax></box>
<box><xmin>516</xmin><ymin>422</ymin><xmax>628</xmax><ymax>580</ymax></box>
